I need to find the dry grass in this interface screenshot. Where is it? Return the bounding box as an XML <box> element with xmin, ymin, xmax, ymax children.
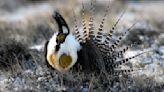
<box><xmin>0</xmin><ymin>41</ymin><xmax>163</xmax><ymax>91</ymax></box>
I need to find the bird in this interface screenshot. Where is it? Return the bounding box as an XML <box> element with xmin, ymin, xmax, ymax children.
<box><xmin>44</xmin><ymin>12</ymin><xmax>82</xmax><ymax>72</ymax></box>
<box><xmin>44</xmin><ymin>2</ymin><xmax>150</xmax><ymax>74</ymax></box>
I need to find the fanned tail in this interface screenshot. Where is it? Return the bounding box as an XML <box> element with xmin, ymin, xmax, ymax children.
<box><xmin>104</xmin><ymin>9</ymin><xmax>126</xmax><ymax>47</ymax></box>
<box><xmin>95</xmin><ymin>1</ymin><xmax>111</xmax><ymax>45</ymax></box>
<box><xmin>113</xmin><ymin>49</ymin><xmax>153</xmax><ymax>68</ymax></box>
<box><xmin>88</xmin><ymin>0</ymin><xmax>96</xmax><ymax>40</ymax></box>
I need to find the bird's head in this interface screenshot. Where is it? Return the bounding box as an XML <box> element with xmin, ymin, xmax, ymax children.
<box><xmin>45</xmin><ymin>12</ymin><xmax>81</xmax><ymax>72</ymax></box>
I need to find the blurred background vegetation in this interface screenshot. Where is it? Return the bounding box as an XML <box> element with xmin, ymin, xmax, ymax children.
<box><xmin>0</xmin><ymin>0</ymin><xmax>163</xmax><ymax>91</ymax></box>
<box><xmin>0</xmin><ymin>0</ymin><xmax>164</xmax><ymax>48</ymax></box>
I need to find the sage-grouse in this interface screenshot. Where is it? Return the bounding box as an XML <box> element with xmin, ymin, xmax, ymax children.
<box><xmin>44</xmin><ymin>3</ymin><xmax>150</xmax><ymax>74</ymax></box>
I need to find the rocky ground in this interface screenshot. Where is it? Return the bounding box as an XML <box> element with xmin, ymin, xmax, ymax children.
<box><xmin>0</xmin><ymin>0</ymin><xmax>164</xmax><ymax>92</ymax></box>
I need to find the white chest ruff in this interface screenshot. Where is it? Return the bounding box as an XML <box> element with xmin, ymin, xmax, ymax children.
<box><xmin>47</xmin><ymin>33</ymin><xmax>81</xmax><ymax>72</ymax></box>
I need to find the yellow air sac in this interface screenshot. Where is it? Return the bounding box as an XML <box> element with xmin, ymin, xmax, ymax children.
<box><xmin>59</xmin><ymin>54</ymin><xmax>72</xmax><ymax>69</ymax></box>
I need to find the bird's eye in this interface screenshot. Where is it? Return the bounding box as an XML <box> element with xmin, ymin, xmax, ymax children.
<box><xmin>56</xmin><ymin>34</ymin><xmax>66</xmax><ymax>44</ymax></box>
<box><xmin>59</xmin><ymin>54</ymin><xmax>72</xmax><ymax>69</ymax></box>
